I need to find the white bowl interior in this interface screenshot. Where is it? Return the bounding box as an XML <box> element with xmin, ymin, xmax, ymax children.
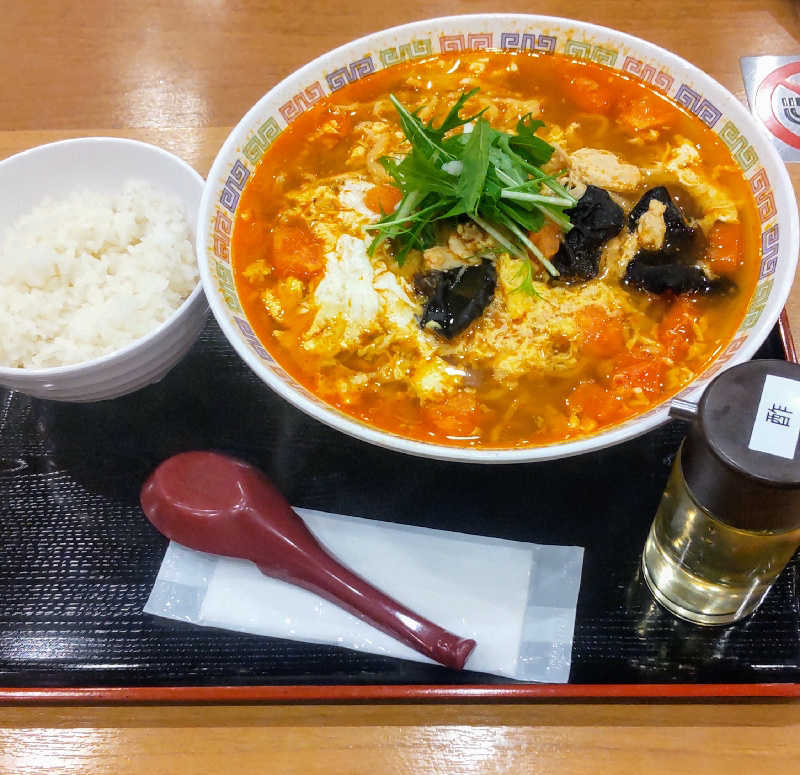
<box><xmin>0</xmin><ymin>137</ymin><xmax>203</xmax><ymax>234</ymax></box>
<box><xmin>199</xmin><ymin>14</ymin><xmax>799</xmax><ymax>462</ymax></box>
<box><xmin>0</xmin><ymin>137</ymin><xmax>208</xmax><ymax>397</ymax></box>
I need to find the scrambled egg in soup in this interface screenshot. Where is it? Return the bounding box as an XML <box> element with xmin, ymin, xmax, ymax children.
<box><xmin>232</xmin><ymin>52</ymin><xmax>760</xmax><ymax>447</ymax></box>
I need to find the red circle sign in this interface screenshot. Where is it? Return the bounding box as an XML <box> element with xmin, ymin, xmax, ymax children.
<box><xmin>755</xmin><ymin>61</ymin><xmax>800</xmax><ymax>150</ymax></box>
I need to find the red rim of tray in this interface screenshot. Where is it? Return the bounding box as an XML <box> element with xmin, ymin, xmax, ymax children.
<box><xmin>1</xmin><ymin>681</ymin><xmax>800</xmax><ymax>703</ymax></box>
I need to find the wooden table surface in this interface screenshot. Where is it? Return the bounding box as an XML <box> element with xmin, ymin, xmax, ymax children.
<box><xmin>2</xmin><ymin>1</ymin><xmax>799</xmax><ymax>772</ymax></box>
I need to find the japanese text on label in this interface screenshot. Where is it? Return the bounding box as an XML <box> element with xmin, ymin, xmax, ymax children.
<box><xmin>748</xmin><ymin>374</ymin><xmax>800</xmax><ymax>460</ymax></box>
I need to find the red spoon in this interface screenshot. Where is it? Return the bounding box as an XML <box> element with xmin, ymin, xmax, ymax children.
<box><xmin>140</xmin><ymin>451</ymin><xmax>476</xmax><ymax>670</ymax></box>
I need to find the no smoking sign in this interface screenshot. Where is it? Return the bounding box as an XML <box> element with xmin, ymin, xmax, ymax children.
<box><xmin>742</xmin><ymin>55</ymin><xmax>800</xmax><ymax>162</ymax></box>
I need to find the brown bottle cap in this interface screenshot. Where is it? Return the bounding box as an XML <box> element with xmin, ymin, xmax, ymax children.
<box><xmin>680</xmin><ymin>359</ymin><xmax>800</xmax><ymax>532</ymax></box>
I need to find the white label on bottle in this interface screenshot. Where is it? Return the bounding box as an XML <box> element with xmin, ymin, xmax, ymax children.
<box><xmin>747</xmin><ymin>374</ymin><xmax>800</xmax><ymax>460</ymax></box>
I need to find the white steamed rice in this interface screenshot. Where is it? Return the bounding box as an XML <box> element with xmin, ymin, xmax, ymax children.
<box><xmin>0</xmin><ymin>180</ymin><xmax>198</xmax><ymax>368</ymax></box>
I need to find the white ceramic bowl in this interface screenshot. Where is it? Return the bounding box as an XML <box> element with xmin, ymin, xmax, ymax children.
<box><xmin>199</xmin><ymin>14</ymin><xmax>798</xmax><ymax>462</ymax></box>
<box><xmin>0</xmin><ymin>137</ymin><xmax>209</xmax><ymax>402</ymax></box>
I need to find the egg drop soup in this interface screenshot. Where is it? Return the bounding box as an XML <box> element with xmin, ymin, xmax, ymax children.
<box><xmin>232</xmin><ymin>52</ymin><xmax>760</xmax><ymax>448</ymax></box>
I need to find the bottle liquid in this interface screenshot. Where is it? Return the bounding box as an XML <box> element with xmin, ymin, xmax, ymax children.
<box><xmin>642</xmin><ymin>360</ymin><xmax>800</xmax><ymax>625</ymax></box>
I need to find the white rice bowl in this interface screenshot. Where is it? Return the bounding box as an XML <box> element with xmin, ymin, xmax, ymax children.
<box><xmin>0</xmin><ymin>181</ymin><xmax>197</xmax><ymax>368</ymax></box>
<box><xmin>0</xmin><ymin>137</ymin><xmax>208</xmax><ymax>402</ymax></box>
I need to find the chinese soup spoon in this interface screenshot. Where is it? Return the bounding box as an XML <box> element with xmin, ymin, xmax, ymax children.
<box><xmin>140</xmin><ymin>451</ymin><xmax>476</xmax><ymax>670</ymax></box>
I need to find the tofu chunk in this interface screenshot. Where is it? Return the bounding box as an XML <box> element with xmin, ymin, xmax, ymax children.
<box><xmin>304</xmin><ymin>235</ymin><xmax>380</xmax><ymax>354</ymax></box>
<box><xmin>569</xmin><ymin>148</ymin><xmax>642</xmax><ymax>193</ymax></box>
<box><xmin>410</xmin><ymin>357</ymin><xmax>461</xmax><ymax>401</ymax></box>
<box><xmin>659</xmin><ymin>141</ymin><xmax>738</xmax><ymax>234</ymax></box>
<box><xmin>636</xmin><ymin>199</ymin><xmax>667</xmax><ymax>251</ymax></box>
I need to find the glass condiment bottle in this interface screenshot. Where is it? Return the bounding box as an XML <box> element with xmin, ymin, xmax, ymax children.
<box><xmin>642</xmin><ymin>359</ymin><xmax>800</xmax><ymax>625</ymax></box>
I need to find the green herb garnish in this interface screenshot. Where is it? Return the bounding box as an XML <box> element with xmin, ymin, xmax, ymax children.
<box><xmin>366</xmin><ymin>89</ymin><xmax>576</xmax><ymax>289</ymax></box>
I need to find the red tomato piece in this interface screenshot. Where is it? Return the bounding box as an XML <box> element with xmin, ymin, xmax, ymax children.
<box><xmin>529</xmin><ymin>220</ymin><xmax>563</xmax><ymax>260</ymax></box>
<box><xmin>364</xmin><ymin>184</ymin><xmax>403</xmax><ymax>214</ymax></box>
<box><xmin>616</xmin><ymin>93</ymin><xmax>673</xmax><ymax>132</ymax></box>
<box><xmin>577</xmin><ymin>305</ymin><xmax>627</xmax><ymax>359</ymax></box>
<box><xmin>271</xmin><ymin>223</ymin><xmax>324</xmax><ymax>279</ymax></box>
<box><xmin>610</xmin><ymin>352</ymin><xmax>667</xmax><ymax>397</ymax></box>
<box><xmin>658</xmin><ymin>296</ymin><xmax>700</xmax><ymax>362</ymax></box>
<box><xmin>705</xmin><ymin>221</ymin><xmax>743</xmax><ymax>277</ymax></box>
<box><xmin>422</xmin><ymin>392</ymin><xmax>478</xmax><ymax>437</ymax></box>
<box><xmin>562</xmin><ymin>75</ymin><xmax>614</xmax><ymax>115</ymax></box>
<box><xmin>566</xmin><ymin>381</ymin><xmax>625</xmax><ymax>424</ymax></box>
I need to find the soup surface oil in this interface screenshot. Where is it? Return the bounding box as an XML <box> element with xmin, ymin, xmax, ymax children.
<box><xmin>232</xmin><ymin>51</ymin><xmax>762</xmax><ymax>448</ymax></box>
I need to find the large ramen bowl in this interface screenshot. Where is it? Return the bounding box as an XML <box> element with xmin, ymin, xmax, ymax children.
<box><xmin>199</xmin><ymin>14</ymin><xmax>798</xmax><ymax>462</ymax></box>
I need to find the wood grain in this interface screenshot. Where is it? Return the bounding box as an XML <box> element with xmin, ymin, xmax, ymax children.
<box><xmin>2</xmin><ymin>0</ymin><xmax>800</xmax><ymax>771</ymax></box>
<box><xmin>1</xmin><ymin>702</ymin><xmax>800</xmax><ymax>774</ymax></box>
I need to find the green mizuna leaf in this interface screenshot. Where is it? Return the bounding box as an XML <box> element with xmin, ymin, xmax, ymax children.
<box><xmin>456</xmin><ymin>118</ymin><xmax>491</xmax><ymax>215</ymax></box>
<box><xmin>431</xmin><ymin>87</ymin><xmax>486</xmax><ymax>137</ymax></box>
<box><xmin>509</xmin><ymin>113</ymin><xmax>554</xmax><ymax>166</ymax></box>
<box><xmin>368</xmin><ymin>89</ymin><xmax>577</xmax><ymax>284</ymax></box>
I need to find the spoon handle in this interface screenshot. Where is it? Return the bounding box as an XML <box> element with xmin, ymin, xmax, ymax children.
<box><xmin>255</xmin><ymin>542</ymin><xmax>476</xmax><ymax>670</ymax></box>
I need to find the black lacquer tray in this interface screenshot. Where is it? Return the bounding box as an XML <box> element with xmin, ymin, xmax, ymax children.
<box><xmin>1</xmin><ymin>320</ymin><xmax>798</xmax><ymax>701</ymax></box>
